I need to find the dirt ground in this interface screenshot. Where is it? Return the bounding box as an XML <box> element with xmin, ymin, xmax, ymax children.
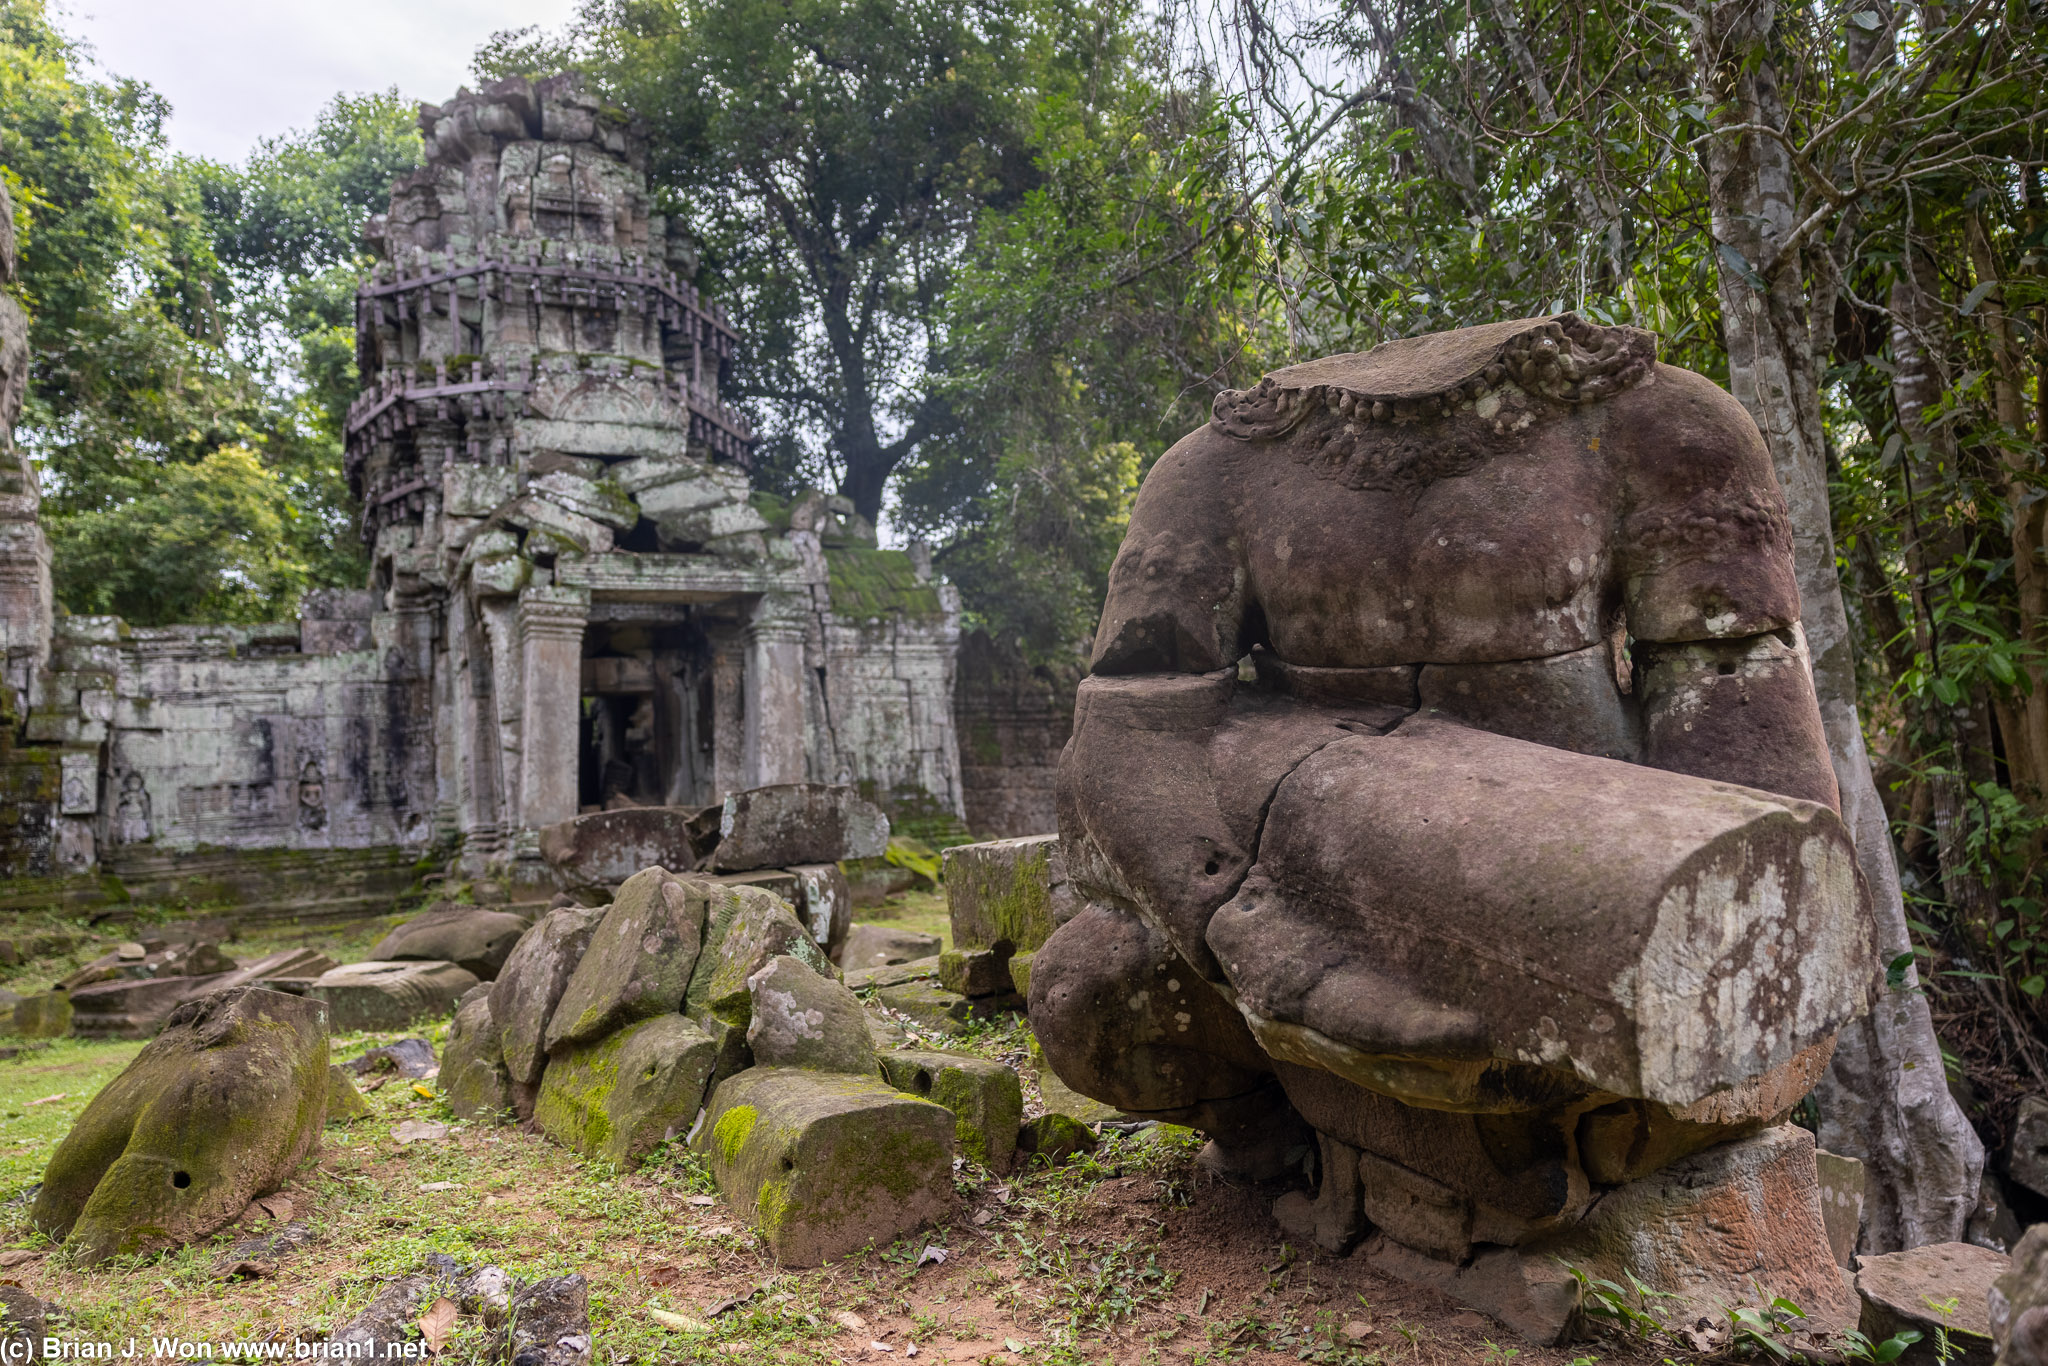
<box><xmin>0</xmin><ymin>903</ymin><xmax>1713</xmax><ymax>1365</ymax></box>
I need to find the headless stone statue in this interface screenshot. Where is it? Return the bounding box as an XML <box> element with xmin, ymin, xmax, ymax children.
<box><xmin>1030</xmin><ymin>315</ymin><xmax>1877</xmax><ymax>1331</ymax></box>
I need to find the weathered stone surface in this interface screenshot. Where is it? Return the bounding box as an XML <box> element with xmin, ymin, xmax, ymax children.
<box><xmin>1815</xmin><ymin>1147</ymin><xmax>1866</xmax><ymax>1269</ymax></box>
<box><xmin>538</xmin><ymin>807</ymin><xmax>716</xmax><ymax>886</ymax></box>
<box><xmin>326</xmin><ymin>1065</ymin><xmax>372</xmax><ymax>1124</ymax></box>
<box><xmin>685</xmin><ymin>882</ymin><xmax>834</xmax><ymax>1029</ymax></box>
<box><xmin>698</xmin><ymin>1067</ymin><xmax>954</xmax><ymax>1265</ymax></box>
<box><xmin>876</xmin><ymin>1049</ymin><xmax>1023</xmax><ymax>1171</ymax></box>
<box><xmin>324</xmin><ymin>1257</ymin><xmax>462</xmax><ymax>1357</ymax></box>
<box><xmin>710</xmin><ymin>784</ymin><xmax>889</xmax><ymax>871</ymax></box>
<box><xmin>790</xmin><ymin>864</ymin><xmax>852</xmax><ymax>963</ymax></box>
<box><xmin>32</xmin><ymin>987</ymin><xmax>326</xmax><ymax>1263</ymax></box>
<box><xmin>60</xmin><ymin>939</ymin><xmax>238</xmax><ymax>993</ymax></box>
<box><xmin>536</xmin><ymin>1013</ymin><xmax>717</xmax><ymax>1169</ymax></box>
<box><xmin>9</xmin><ymin>990</ymin><xmax>70</xmax><ymax>1038</ymax></box>
<box><xmin>872</xmin><ymin>981</ymin><xmax>977</xmax><ymax>1036</ymax></box>
<box><xmin>0</xmin><ymin>1285</ymin><xmax>48</xmax><ymax>1357</ymax></box>
<box><xmin>496</xmin><ymin>1273</ymin><xmax>592</xmax><ymax>1366</ymax></box>
<box><xmin>844</xmin><ymin>957</ymin><xmax>940</xmax><ymax>992</ymax></box>
<box><xmin>440</xmin><ymin>995</ymin><xmax>514</xmax><ymax>1121</ymax></box>
<box><xmin>1856</xmin><ymin>1242</ymin><xmax>2002</xmax><ymax>1362</ymax></box>
<box><xmin>370</xmin><ymin>906</ymin><xmax>531</xmax><ymax>980</ymax></box>
<box><xmin>490</xmin><ymin>903</ymin><xmax>605</xmax><ymax>1085</ymax></box>
<box><xmin>2008</xmin><ymin>1095</ymin><xmax>2048</xmax><ymax>1201</ymax></box>
<box><xmin>1017</xmin><ymin>1113</ymin><xmax>1097</xmax><ymax>1166</ymax></box>
<box><xmin>842</xmin><ymin>924</ymin><xmax>942</xmax><ymax>971</ymax></box>
<box><xmin>347</xmin><ymin>1037</ymin><xmax>437</xmax><ymax>1079</ymax></box>
<box><xmin>938</xmin><ymin>947</ymin><xmax>1014</xmax><ymax>999</ymax></box>
<box><xmin>546</xmin><ymin>868</ymin><xmax>706</xmax><ymax>1051</ymax></box>
<box><xmin>1991</xmin><ymin>1224</ymin><xmax>2048</xmax><ymax>1366</ymax></box>
<box><xmin>944</xmin><ymin>834</ymin><xmax>1074</xmax><ymax>953</ymax></box>
<box><xmin>746</xmin><ymin>956</ymin><xmax>875</xmax><ymax>1074</ymax></box>
<box><xmin>69</xmin><ymin>975</ymin><xmax>231</xmax><ymax>1039</ymax></box>
<box><xmin>310</xmin><ymin>961</ymin><xmax>479</xmax><ymax>1032</ymax></box>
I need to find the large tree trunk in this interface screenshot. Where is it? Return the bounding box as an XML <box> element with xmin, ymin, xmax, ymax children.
<box><xmin>1694</xmin><ymin>0</ymin><xmax>1983</xmax><ymax>1252</ymax></box>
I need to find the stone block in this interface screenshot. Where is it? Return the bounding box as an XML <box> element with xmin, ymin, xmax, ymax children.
<box><xmin>876</xmin><ymin>1049</ymin><xmax>1023</xmax><ymax>1171</ymax></box>
<box><xmin>843</xmin><ymin>957</ymin><xmax>940</xmax><ymax>992</ymax></box>
<box><xmin>872</xmin><ymin>981</ymin><xmax>976</xmax><ymax>1036</ymax></box>
<box><xmin>1358</xmin><ymin>1150</ymin><xmax>1472</xmax><ymax>1262</ymax></box>
<box><xmin>530</xmin><ymin>470</ymin><xmax>637</xmax><ymax>529</ymax></box>
<box><xmin>536</xmin><ymin>1013</ymin><xmax>717</xmax><ymax>1169</ymax></box>
<box><xmin>938</xmin><ymin>947</ymin><xmax>1014</xmax><ymax>999</ymax></box>
<box><xmin>491</xmin><ymin>903</ymin><xmax>605</xmax><ymax>1085</ymax></box>
<box><xmin>1007</xmin><ymin>951</ymin><xmax>1036</xmax><ymax>999</ymax></box>
<box><xmin>1856</xmin><ymin>1242</ymin><xmax>2002</xmax><ymax>1362</ymax></box>
<box><xmin>943</xmin><ymin>835</ymin><xmax>1073</xmax><ymax>953</ymax></box>
<box><xmin>710</xmin><ymin>784</ymin><xmax>889</xmax><ymax>872</ymax></box>
<box><xmin>371</xmin><ymin>906</ymin><xmax>532</xmax><ymax>980</ymax></box>
<box><xmin>655</xmin><ymin>501</ymin><xmax>768</xmax><ymax>545</ymax></box>
<box><xmin>685</xmin><ymin>882</ymin><xmax>834</xmax><ymax>1029</ymax></box>
<box><xmin>32</xmin><ymin>987</ymin><xmax>327</xmax><ymax>1264</ymax></box>
<box><xmin>746</xmin><ymin>956</ymin><xmax>874</xmax><ymax>1074</ymax></box>
<box><xmin>62</xmin><ymin>940</ymin><xmax>237</xmax><ymax>992</ymax></box>
<box><xmin>790</xmin><ymin>863</ymin><xmax>852</xmax><ymax>964</ymax></box>
<box><xmin>1814</xmin><ymin>1147</ymin><xmax>1865</xmax><ymax>1268</ymax></box>
<box><xmin>546</xmin><ymin>868</ymin><xmax>706</xmax><ymax>1051</ymax></box>
<box><xmin>326</xmin><ymin>1065</ymin><xmax>371</xmax><ymax>1124</ymax></box>
<box><xmin>440</xmin><ymin>994</ymin><xmax>515</xmax><ymax>1122</ymax></box>
<box><xmin>697</xmin><ymin>1066</ymin><xmax>955</xmax><ymax>1266</ymax></box>
<box><xmin>1016</xmin><ymin>1113</ymin><xmax>1097</xmax><ymax>1166</ymax></box>
<box><xmin>442</xmin><ymin>465</ymin><xmax>519</xmax><ymax>518</ymax></box>
<box><xmin>538</xmin><ymin>808</ymin><xmax>716</xmax><ymax>887</ymax></box>
<box><xmin>9</xmin><ymin>990</ymin><xmax>71</xmax><ymax>1038</ymax></box>
<box><xmin>70</xmin><ymin>974</ymin><xmax>232</xmax><ymax>1039</ymax></box>
<box><xmin>1991</xmin><ymin>1224</ymin><xmax>2048</xmax><ymax>1365</ymax></box>
<box><xmin>2008</xmin><ymin>1095</ymin><xmax>2048</xmax><ymax>1200</ymax></box>
<box><xmin>713</xmin><ymin>869</ymin><xmax>799</xmax><ymax>901</ymax></box>
<box><xmin>469</xmin><ymin>555</ymin><xmax>531</xmax><ymax>597</ymax></box>
<box><xmin>310</xmin><ymin>961</ymin><xmax>479</xmax><ymax>1032</ymax></box>
<box><xmin>841</xmin><ymin>925</ymin><xmax>941</xmax><ymax>971</ymax></box>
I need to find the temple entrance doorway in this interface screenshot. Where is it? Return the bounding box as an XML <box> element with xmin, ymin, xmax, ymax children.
<box><xmin>577</xmin><ymin>612</ymin><xmax>720</xmax><ymax>811</ymax></box>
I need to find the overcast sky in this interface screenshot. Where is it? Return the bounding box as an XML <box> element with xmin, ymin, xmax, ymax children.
<box><xmin>60</xmin><ymin>0</ymin><xmax>584</xmax><ymax>164</ymax></box>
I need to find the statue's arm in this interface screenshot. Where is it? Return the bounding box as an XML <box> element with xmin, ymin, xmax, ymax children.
<box><xmin>1619</xmin><ymin>368</ymin><xmax>1841</xmax><ymax>810</ymax></box>
<box><xmin>1090</xmin><ymin>429</ymin><xmax>1251</xmax><ymax>675</ymax></box>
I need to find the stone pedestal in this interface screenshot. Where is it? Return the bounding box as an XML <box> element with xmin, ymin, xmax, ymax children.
<box><xmin>743</xmin><ymin>598</ymin><xmax>807</xmax><ymax>788</ymax></box>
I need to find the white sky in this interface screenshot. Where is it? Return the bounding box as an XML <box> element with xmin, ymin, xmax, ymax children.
<box><xmin>58</xmin><ymin>0</ymin><xmax>585</xmax><ymax>164</ymax></box>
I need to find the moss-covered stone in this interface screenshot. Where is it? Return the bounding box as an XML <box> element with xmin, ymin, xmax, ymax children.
<box><xmin>696</xmin><ymin>1066</ymin><xmax>955</xmax><ymax>1266</ymax></box>
<box><xmin>326</xmin><ymin>1065</ymin><xmax>371</xmax><ymax>1124</ymax></box>
<box><xmin>545</xmin><ymin>868</ymin><xmax>706</xmax><ymax>1051</ymax></box>
<box><xmin>685</xmin><ymin>883</ymin><xmax>833</xmax><ymax>1028</ymax></box>
<box><xmin>1008</xmin><ymin>951</ymin><xmax>1036</xmax><ymax>999</ymax></box>
<box><xmin>309</xmin><ymin>960</ymin><xmax>479</xmax><ymax>1032</ymax></box>
<box><xmin>33</xmin><ymin>987</ymin><xmax>327</xmax><ymax>1263</ymax></box>
<box><xmin>440</xmin><ymin>994</ymin><xmax>514</xmax><ymax>1122</ymax></box>
<box><xmin>942</xmin><ymin>835</ymin><xmax>1067</xmax><ymax>952</ymax></box>
<box><xmin>937</xmin><ymin>946</ymin><xmax>1014</xmax><ymax>998</ymax></box>
<box><xmin>746</xmin><ymin>956</ymin><xmax>874</xmax><ymax>1074</ymax></box>
<box><xmin>871</xmin><ymin>981</ymin><xmax>980</xmax><ymax>1036</ymax></box>
<box><xmin>825</xmin><ymin>547</ymin><xmax>943</xmax><ymax>621</ymax></box>
<box><xmin>9</xmin><ymin>990</ymin><xmax>71</xmax><ymax>1038</ymax></box>
<box><xmin>535</xmin><ymin>1013</ymin><xmax>717</xmax><ymax>1169</ymax></box>
<box><xmin>490</xmin><ymin>903</ymin><xmax>605</xmax><ymax>1085</ymax></box>
<box><xmin>876</xmin><ymin>1049</ymin><xmax>1024</xmax><ymax>1172</ymax></box>
<box><xmin>1017</xmin><ymin>1113</ymin><xmax>1098</xmax><ymax>1167</ymax></box>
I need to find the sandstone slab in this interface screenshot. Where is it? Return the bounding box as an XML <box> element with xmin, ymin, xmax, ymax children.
<box><xmin>538</xmin><ymin>807</ymin><xmax>719</xmax><ymax>887</ymax></box>
<box><xmin>1991</xmin><ymin>1224</ymin><xmax>2048</xmax><ymax>1366</ymax></box>
<box><xmin>843</xmin><ymin>957</ymin><xmax>940</xmax><ymax>992</ymax></box>
<box><xmin>841</xmin><ymin>924</ymin><xmax>941</xmax><ymax>972</ymax></box>
<box><xmin>938</xmin><ymin>947</ymin><xmax>1014</xmax><ymax>999</ymax></box>
<box><xmin>370</xmin><ymin>906</ymin><xmax>531</xmax><ymax>980</ymax></box>
<box><xmin>490</xmin><ymin>903</ymin><xmax>605</xmax><ymax>1085</ymax></box>
<box><xmin>60</xmin><ymin>940</ymin><xmax>236</xmax><ymax>992</ymax></box>
<box><xmin>1815</xmin><ymin>1147</ymin><xmax>1866</xmax><ymax>1268</ymax></box>
<box><xmin>326</xmin><ymin>1066</ymin><xmax>371</xmax><ymax>1124</ymax></box>
<box><xmin>1017</xmin><ymin>1113</ymin><xmax>1097</xmax><ymax>1166</ymax></box>
<box><xmin>9</xmin><ymin>991</ymin><xmax>71</xmax><ymax>1038</ymax></box>
<box><xmin>69</xmin><ymin>975</ymin><xmax>231</xmax><ymax>1039</ymax></box>
<box><xmin>537</xmin><ymin>1013</ymin><xmax>717</xmax><ymax>1169</ymax></box>
<box><xmin>877</xmin><ymin>1049</ymin><xmax>1024</xmax><ymax>1171</ymax></box>
<box><xmin>310</xmin><ymin>961</ymin><xmax>479</xmax><ymax>1032</ymax></box>
<box><xmin>872</xmin><ymin>982</ymin><xmax>976</xmax><ymax>1036</ymax></box>
<box><xmin>698</xmin><ymin>1067</ymin><xmax>954</xmax><ymax>1265</ymax></box>
<box><xmin>790</xmin><ymin>863</ymin><xmax>853</xmax><ymax>963</ymax></box>
<box><xmin>2008</xmin><ymin>1094</ymin><xmax>2048</xmax><ymax>1200</ymax></box>
<box><xmin>710</xmin><ymin>784</ymin><xmax>889</xmax><ymax>871</ymax></box>
<box><xmin>943</xmin><ymin>834</ymin><xmax>1074</xmax><ymax>953</ymax></box>
<box><xmin>546</xmin><ymin>868</ymin><xmax>706</xmax><ymax>1051</ymax></box>
<box><xmin>440</xmin><ymin>995</ymin><xmax>515</xmax><ymax>1122</ymax></box>
<box><xmin>32</xmin><ymin>987</ymin><xmax>327</xmax><ymax>1263</ymax></box>
<box><xmin>1856</xmin><ymin>1241</ymin><xmax>2002</xmax><ymax>1362</ymax></box>
<box><xmin>746</xmin><ymin>956</ymin><xmax>875</xmax><ymax>1074</ymax></box>
<box><xmin>685</xmin><ymin>882</ymin><xmax>834</xmax><ymax>1029</ymax></box>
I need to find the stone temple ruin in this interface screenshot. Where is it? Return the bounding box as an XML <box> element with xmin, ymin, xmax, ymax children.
<box><xmin>0</xmin><ymin>76</ymin><xmax>971</xmax><ymax>912</ymax></box>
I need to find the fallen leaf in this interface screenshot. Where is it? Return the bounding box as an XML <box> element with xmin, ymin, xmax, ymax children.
<box><xmin>256</xmin><ymin>1195</ymin><xmax>293</xmax><ymax>1221</ymax></box>
<box><xmin>360</xmin><ymin>1076</ymin><xmax>388</xmax><ymax>1093</ymax></box>
<box><xmin>24</xmin><ymin>1094</ymin><xmax>65</xmax><ymax>1107</ymax></box>
<box><xmin>702</xmin><ymin>1224</ymin><xmax>734</xmax><ymax>1237</ymax></box>
<box><xmin>870</xmin><ymin>1343</ymin><xmax>894</xmax><ymax>1354</ymax></box>
<box><xmin>832</xmin><ymin>1311</ymin><xmax>868</xmax><ymax>1333</ymax></box>
<box><xmin>916</xmin><ymin>1245</ymin><xmax>947</xmax><ymax>1267</ymax></box>
<box><xmin>392</xmin><ymin>1120</ymin><xmax>449</xmax><ymax>1145</ymax></box>
<box><xmin>905</xmin><ymin>1345</ymin><xmax>917</xmax><ymax>1358</ymax></box>
<box><xmin>417</xmin><ymin>1297</ymin><xmax>457</xmax><ymax>1353</ymax></box>
<box><xmin>687</xmin><ymin>1195</ymin><xmax>716</xmax><ymax>1207</ymax></box>
<box><xmin>645</xmin><ymin>1265</ymin><xmax>683</xmax><ymax>1289</ymax></box>
<box><xmin>1004</xmin><ymin>1339</ymin><xmax>1027</xmax><ymax>1354</ymax></box>
<box><xmin>971</xmin><ymin>1208</ymin><xmax>994</xmax><ymax>1225</ymax></box>
<box><xmin>411</xmin><ymin>1083</ymin><xmax>436</xmax><ymax>1100</ymax></box>
<box><xmin>1340</xmin><ymin>1319</ymin><xmax>1373</xmax><ymax>1342</ymax></box>
<box><xmin>418</xmin><ymin>1181</ymin><xmax>461</xmax><ymax>1192</ymax></box>
<box><xmin>0</xmin><ymin>1252</ymin><xmax>38</xmax><ymax>1269</ymax></box>
<box><xmin>1447</xmin><ymin>1311</ymin><xmax>1488</xmax><ymax>1330</ymax></box>
<box><xmin>648</xmin><ymin>1308</ymin><xmax>708</xmax><ymax>1333</ymax></box>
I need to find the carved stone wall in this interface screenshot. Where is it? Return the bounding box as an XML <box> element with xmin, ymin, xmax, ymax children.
<box><xmin>953</xmin><ymin>631</ymin><xmax>1079</xmax><ymax>838</ymax></box>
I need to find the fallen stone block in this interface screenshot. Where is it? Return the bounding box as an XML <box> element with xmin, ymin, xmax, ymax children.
<box><xmin>710</xmin><ymin>784</ymin><xmax>889</xmax><ymax>871</ymax></box>
<box><xmin>9</xmin><ymin>990</ymin><xmax>71</xmax><ymax>1038</ymax></box>
<box><xmin>714</xmin><ymin>869</ymin><xmax>799</xmax><ymax>902</ymax></box>
<box><xmin>1856</xmin><ymin>1241</ymin><xmax>2002</xmax><ymax>1362</ymax></box>
<box><xmin>1017</xmin><ymin>1113</ymin><xmax>1098</xmax><ymax>1166</ymax></box>
<box><xmin>206</xmin><ymin>948</ymin><xmax>340</xmax><ymax>999</ymax></box>
<box><xmin>323</xmin><ymin>1256</ymin><xmax>463</xmax><ymax>1357</ymax></box>
<box><xmin>539</xmin><ymin>807</ymin><xmax>718</xmax><ymax>887</ymax></box>
<box><xmin>441</xmin><ymin>995</ymin><xmax>515</xmax><ymax>1122</ymax></box>
<box><xmin>747</xmin><ymin>955</ymin><xmax>875</xmax><ymax>1074</ymax></box>
<box><xmin>2008</xmin><ymin>1095</ymin><xmax>2048</xmax><ymax>1201</ymax></box>
<box><xmin>877</xmin><ymin>1049</ymin><xmax>1023</xmax><ymax>1171</ymax></box>
<box><xmin>310</xmin><ymin>961</ymin><xmax>479</xmax><ymax>1032</ymax></box>
<box><xmin>844</xmin><ymin>957</ymin><xmax>941</xmax><ymax>992</ymax></box>
<box><xmin>371</xmin><ymin>906</ymin><xmax>532</xmax><ymax>980</ymax></box>
<box><xmin>938</xmin><ymin>947</ymin><xmax>1014</xmax><ymax>999</ymax></box>
<box><xmin>872</xmin><ymin>981</ymin><xmax>978</xmax><ymax>1036</ymax></box>
<box><xmin>60</xmin><ymin>939</ymin><xmax>237</xmax><ymax>993</ymax></box>
<box><xmin>790</xmin><ymin>863</ymin><xmax>852</xmax><ymax>963</ymax></box>
<box><xmin>347</xmin><ymin>1037</ymin><xmax>437</xmax><ymax>1079</ymax></box>
<box><xmin>32</xmin><ymin>987</ymin><xmax>327</xmax><ymax>1263</ymax></box>
<box><xmin>491</xmin><ymin>903</ymin><xmax>605</xmax><ymax>1085</ymax></box>
<box><xmin>69</xmin><ymin>974</ymin><xmax>232</xmax><ymax>1039</ymax></box>
<box><xmin>841</xmin><ymin>924</ymin><xmax>942</xmax><ymax>971</ymax></box>
<box><xmin>326</xmin><ymin>1066</ymin><xmax>372</xmax><ymax>1124</ymax></box>
<box><xmin>1815</xmin><ymin>1148</ymin><xmax>1865</xmax><ymax>1269</ymax></box>
<box><xmin>685</xmin><ymin>882</ymin><xmax>834</xmax><ymax>1029</ymax></box>
<box><xmin>698</xmin><ymin>1066</ymin><xmax>955</xmax><ymax>1265</ymax></box>
<box><xmin>1008</xmin><ymin>951</ymin><xmax>1036</xmax><ymax>998</ymax></box>
<box><xmin>943</xmin><ymin>834</ymin><xmax>1075</xmax><ymax>953</ymax></box>
<box><xmin>495</xmin><ymin>1273</ymin><xmax>592</xmax><ymax>1366</ymax></box>
<box><xmin>536</xmin><ymin>1013</ymin><xmax>717</xmax><ymax>1169</ymax></box>
<box><xmin>546</xmin><ymin>868</ymin><xmax>706</xmax><ymax>1051</ymax></box>
<box><xmin>1991</xmin><ymin>1224</ymin><xmax>2048</xmax><ymax>1365</ymax></box>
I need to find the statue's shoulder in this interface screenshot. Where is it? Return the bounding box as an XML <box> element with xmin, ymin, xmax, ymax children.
<box><xmin>1209</xmin><ymin>314</ymin><xmax>1657</xmax><ymax>440</ymax></box>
